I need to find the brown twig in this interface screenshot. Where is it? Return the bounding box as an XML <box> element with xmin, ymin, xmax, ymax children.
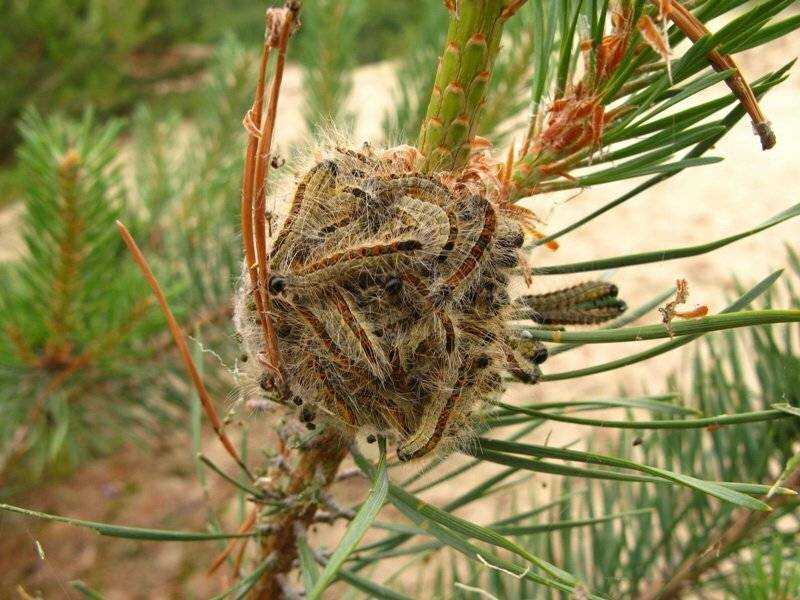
<box><xmin>251</xmin><ymin>4</ymin><xmax>298</xmax><ymax>389</ymax></box>
<box><xmin>501</xmin><ymin>0</ymin><xmax>530</xmax><ymax>20</ymax></box>
<box><xmin>116</xmin><ymin>220</ymin><xmax>252</xmax><ymax>479</ymax></box>
<box><xmin>664</xmin><ymin>0</ymin><xmax>776</xmax><ymax>150</ymax></box>
<box><xmin>241</xmin><ymin>11</ymin><xmax>275</xmax><ymax>382</ymax></box>
<box><xmin>240</xmin><ymin>3</ymin><xmax>298</xmax><ymax>396</ymax></box>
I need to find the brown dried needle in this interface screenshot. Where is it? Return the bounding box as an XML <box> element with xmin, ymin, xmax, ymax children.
<box><xmin>116</xmin><ymin>221</ymin><xmax>252</xmax><ymax>478</ymax></box>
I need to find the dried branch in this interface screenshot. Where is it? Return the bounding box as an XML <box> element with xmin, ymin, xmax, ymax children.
<box><xmin>241</xmin><ymin>3</ymin><xmax>299</xmax><ymax>393</ymax></box>
<box><xmin>252</xmin><ymin>430</ymin><xmax>348</xmax><ymax>599</ymax></box>
<box><xmin>252</xmin><ymin>3</ymin><xmax>298</xmax><ymax>388</ymax></box>
<box><xmin>241</xmin><ymin>12</ymin><xmax>275</xmax><ymax>383</ymax></box>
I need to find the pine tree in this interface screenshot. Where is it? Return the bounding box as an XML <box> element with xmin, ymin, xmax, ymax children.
<box><xmin>0</xmin><ymin>38</ymin><xmax>255</xmax><ymax>485</ymax></box>
<box><xmin>2</xmin><ymin>1</ymin><xmax>800</xmax><ymax>598</ymax></box>
<box><xmin>0</xmin><ymin>109</ymin><xmax>155</xmax><ymax>480</ymax></box>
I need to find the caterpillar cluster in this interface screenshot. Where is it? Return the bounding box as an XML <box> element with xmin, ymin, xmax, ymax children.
<box><xmin>234</xmin><ymin>145</ymin><xmax>625</xmax><ymax>462</ymax></box>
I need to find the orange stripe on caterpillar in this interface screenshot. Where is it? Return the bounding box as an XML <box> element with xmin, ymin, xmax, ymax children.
<box><xmin>330</xmin><ymin>288</ymin><xmax>386</xmax><ymax>375</ymax></box>
<box><xmin>442</xmin><ymin>313</ymin><xmax>456</xmax><ymax>354</ymax></box>
<box><xmin>397</xmin><ymin>366</ymin><xmax>471</xmax><ymax>461</ymax></box>
<box><xmin>293</xmin><ymin>305</ymin><xmax>352</xmax><ymax>369</ymax></box>
<box><xmin>270</xmin><ymin>159</ymin><xmax>339</xmax><ymax>259</ymax></box>
<box><xmin>294</xmin><ymin>239</ymin><xmax>423</xmax><ymax>277</ymax></box>
<box><xmin>437</xmin><ymin>208</ymin><xmax>459</xmax><ymax>263</ymax></box>
<box><xmin>438</xmin><ymin>197</ymin><xmax>497</xmax><ymax>294</ymax></box>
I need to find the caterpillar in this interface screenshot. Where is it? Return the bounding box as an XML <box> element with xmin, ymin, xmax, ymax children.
<box><xmin>515</xmin><ymin>281</ymin><xmax>627</xmax><ymax>325</ymax></box>
<box><xmin>236</xmin><ymin>144</ymin><xmax>625</xmax><ymax>464</ymax></box>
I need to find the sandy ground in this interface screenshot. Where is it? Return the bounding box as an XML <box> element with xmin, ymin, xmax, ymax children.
<box><xmin>2</xmin><ymin>31</ymin><xmax>799</xmax><ymax>599</ymax></box>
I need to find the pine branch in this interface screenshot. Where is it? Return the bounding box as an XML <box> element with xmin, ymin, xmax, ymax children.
<box><xmin>0</xmin><ymin>110</ymin><xmax>153</xmax><ymax>480</ymax></box>
<box><xmin>417</xmin><ymin>0</ymin><xmax>513</xmax><ymax>173</ymax></box>
<box><xmin>3</xmin><ymin>2</ymin><xmax>800</xmax><ymax>598</ymax></box>
<box><xmin>252</xmin><ymin>430</ymin><xmax>349</xmax><ymax>599</ymax></box>
<box><xmin>507</xmin><ymin>0</ymin><xmax>794</xmax><ymax>201</ymax></box>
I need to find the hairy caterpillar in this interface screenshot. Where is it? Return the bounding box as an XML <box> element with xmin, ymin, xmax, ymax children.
<box><xmin>234</xmin><ymin>142</ymin><xmax>627</xmax><ymax>463</ymax></box>
<box><xmin>514</xmin><ymin>281</ymin><xmax>627</xmax><ymax>325</ymax></box>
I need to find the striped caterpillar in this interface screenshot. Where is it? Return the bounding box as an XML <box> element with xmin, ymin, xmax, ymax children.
<box><xmin>234</xmin><ymin>142</ymin><xmax>627</xmax><ymax>463</ymax></box>
<box><xmin>514</xmin><ymin>281</ymin><xmax>627</xmax><ymax>325</ymax></box>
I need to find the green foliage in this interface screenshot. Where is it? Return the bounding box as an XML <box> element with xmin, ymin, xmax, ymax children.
<box><xmin>0</xmin><ymin>502</ymin><xmax>254</xmax><ymax>540</ymax></box>
<box><xmin>539</xmin><ymin>268</ymin><xmax>787</xmax><ymax>383</ymax></box>
<box><xmin>0</xmin><ymin>0</ymin><xmax>211</xmax><ymax>162</ymax></box>
<box><xmin>299</xmin><ymin>0</ymin><xmax>367</xmax><ymax>131</ymax></box>
<box><xmin>0</xmin><ymin>0</ymin><xmax>466</xmax><ymax>169</ymax></box>
<box><xmin>307</xmin><ymin>439</ymin><xmax>388</xmax><ymax>600</ymax></box>
<box><xmin>721</xmin><ymin>537</ymin><xmax>800</xmax><ymax>600</ymax></box>
<box><xmin>507</xmin><ymin>0</ymin><xmax>800</xmax><ymax>199</ymax></box>
<box><xmin>0</xmin><ymin>109</ymin><xmax>156</xmax><ymax>480</ymax></box>
<box><xmin>0</xmin><ymin>38</ymin><xmax>253</xmax><ymax>485</ymax></box>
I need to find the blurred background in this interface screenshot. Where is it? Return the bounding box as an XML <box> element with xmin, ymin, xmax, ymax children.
<box><xmin>1</xmin><ymin>1</ymin><xmax>799</xmax><ymax>597</ymax></box>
